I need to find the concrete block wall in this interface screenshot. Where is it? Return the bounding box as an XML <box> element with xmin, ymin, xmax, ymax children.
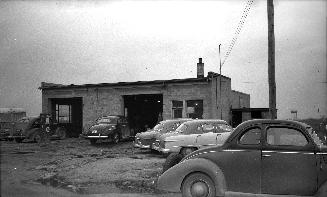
<box><xmin>163</xmin><ymin>83</ymin><xmax>211</xmax><ymax>120</ymax></box>
<box><xmin>231</xmin><ymin>90</ymin><xmax>250</xmax><ymax>109</ymax></box>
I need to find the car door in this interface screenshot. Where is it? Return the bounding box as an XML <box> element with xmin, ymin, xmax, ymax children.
<box><xmin>215</xmin><ymin>125</ymin><xmax>262</xmax><ymax>193</ymax></box>
<box><xmin>261</xmin><ymin>125</ymin><xmax>317</xmax><ymax>196</ymax></box>
<box><xmin>196</xmin><ymin>123</ymin><xmax>219</xmax><ymax>148</ymax></box>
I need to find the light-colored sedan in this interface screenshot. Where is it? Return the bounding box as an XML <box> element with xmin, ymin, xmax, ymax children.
<box><xmin>152</xmin><ymin>119</ymin><xmax>233</xmax><ymax>156</ymax></box>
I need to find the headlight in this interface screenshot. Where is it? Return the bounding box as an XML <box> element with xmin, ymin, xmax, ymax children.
<box><xmin>91</xmin><ymin>130</ymin><xmax>98</xmax><ymax>133</ymax></box>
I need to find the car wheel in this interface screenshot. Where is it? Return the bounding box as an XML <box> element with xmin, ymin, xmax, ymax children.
<box><xmin>162</xmin><ymin>153</ymin><xmax>184</xmax><ymax>173</ymax></box>
<box><xmin>90</xmin><ymin>139</ymin><xmax>97</xmax><ymax>145</ymax></box>
<box><xmin>181</xmin><ymin>147</ymin><xmax>196</xmax><ymax>157</ymax></box>
<box><xmin>34</xmin><ymin>133</ymin><xmax>42</xmax><ymax>143</ymax></box>
<box><xmin>56</xmin><ymin>127</ymin><xmax>67</xmax><ymax>139</ymax></box>
<box><xmin>15</xmin><ymin>138</ymin><xmax>23</xmax><ymax>143</ymax></box>
<box><xmin>112</xmin><ymin>132</ymin><xmax>120</xmax><ymax>144</ymax></box>
<box><xmin>181</xmin><ymin>172</ymin><xmax>216</xmax><ymax>197</ymax></box>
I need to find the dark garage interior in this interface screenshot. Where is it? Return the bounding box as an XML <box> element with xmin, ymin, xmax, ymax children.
<box><xmin>124</xmin><ymin>94</ymin><xmax>163</xmax><ymax>134</ymax></box>
<box><xmin>50</xmin><ymin>97</ymin><xmax>83</xmax><ymax>137</ymax></box>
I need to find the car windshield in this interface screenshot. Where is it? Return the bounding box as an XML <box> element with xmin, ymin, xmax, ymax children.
<box><xmin>96</xmin><ymin>117</ymin><xmax>117</xmax><ymax>124</ymax></box>
<box><xmin>216</xmin><ymin>124</ymin><xmax>233</xmax><ymax>133</ymax></box>
<box><xmin>153</xmin><ymin>122</ymin><xmax>181</xmax><ymax>133</ymax></box>
<box><xmin>176</xmin><ymin>124</ymin><xmax>188</xmax><ymax>133</ymax></box>
<box><xmin>307</xmin><ymin>127</ymin><xmax>326</xmax><ymax>147</ymax></box>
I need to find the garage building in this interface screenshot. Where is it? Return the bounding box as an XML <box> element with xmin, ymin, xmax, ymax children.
<box><xmin>40</xmin><ymin>58</ymin><xmax>251</xmax><ymax>137</ymax></box>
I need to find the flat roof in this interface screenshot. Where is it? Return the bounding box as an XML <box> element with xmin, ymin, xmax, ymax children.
<box><xmin>39</xmin><ymin>75</ymin><xmax>231</xmax><ymax>90</ymax></box>
<box><xmin>231</xmin><ymin>108</ymin><xmax>271</xmax><ymax>112</ymax></box>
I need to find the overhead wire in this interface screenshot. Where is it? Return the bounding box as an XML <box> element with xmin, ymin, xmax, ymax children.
<box><xmin>222</xmin><ymin>0</ymin><xmax>254</xmax><ymax>67</ymax></box>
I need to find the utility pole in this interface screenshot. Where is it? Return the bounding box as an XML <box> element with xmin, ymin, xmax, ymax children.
<box><xmin>267</xmin><ymin>0</ymin><xmax>277</xmax><ymax>119</ymax></box>
<box><xmin>219</xmin><ymin>44</ymin><xmax>223</xmax><ymax>119</ymax></box>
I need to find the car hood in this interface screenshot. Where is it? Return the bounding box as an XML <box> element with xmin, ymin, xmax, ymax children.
<box><xmin>137</xmin><ymin>130</ymin><xmax>160</xmax><ymax>139</ymax></box>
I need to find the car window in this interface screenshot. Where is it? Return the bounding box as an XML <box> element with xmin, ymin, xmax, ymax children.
<box><xmin>176</xmin><ymin>124</ymin><xmax>188</xmax><ymax>133</ymax></box>
<box><xmin>266</xmin><ymin>127</ymin><xmax>308</xmax><ymax>146</ymax></box>
<box><xmin>239</xmin><ymin>127</ymin><xmax>261</xmax><ymax>145</ymax></box>
<box><xmin>202</xmin><ymin>124</ymin><xmax>215</xmax><ymax>133</ymax></box>
<box><xmin>97</xmin><ymin>117</ymin><xmax>118</xmax><ymax>124</ymax></box>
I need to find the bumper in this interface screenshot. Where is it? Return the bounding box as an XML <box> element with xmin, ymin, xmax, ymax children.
<box><xmin>80</xmin><ymin>134</ymin><xmax>109</xmax><ymax>139</ymax></box>
<box><xmin>152</xmin><ymin>144</ymin><xmax>171</xmax><ymax>154</ymax></box>
<box><xmin>134</xmin><ymin>142</ymin><xmax>151</xmax><ymax>149</ymax></box>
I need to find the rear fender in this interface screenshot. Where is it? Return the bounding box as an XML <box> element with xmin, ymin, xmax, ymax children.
<box><xmin>157</xmin><ymin>158</ymin><xmax>226</xmax><ymax>196</ymax></box>
<box><xmin>316</xmin><ymin>180</ymin><xmax>327</xmax><ymax>197</ymax></box>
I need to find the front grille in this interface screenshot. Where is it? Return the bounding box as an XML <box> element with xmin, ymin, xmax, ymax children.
<box><xmin>140</xmin><ymin>138</ymin><xmax>155</xmax><ymax>146</ymax></box>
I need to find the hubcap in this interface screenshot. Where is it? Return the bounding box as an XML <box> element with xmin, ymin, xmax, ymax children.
<box><xmin>113</xmin><ymin>134</ymin><xmax>119</xmax><ymax>143</ymax></box>
<box><xmin>190</xmin><ymin>181</ymin><xmax>209</xmax><ymax>197</ymax></box>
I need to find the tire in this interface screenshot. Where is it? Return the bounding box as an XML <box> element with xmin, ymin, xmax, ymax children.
<box><xmin>162</xmin><ymin>153</ymin><xmax>183</xmax><ymax>173</ymax></box>
<box><xmin>90</xmin><ymin>139</ymin><xmax>97</xmax><ymax>145</ymax></box>
<box><xmin>56</xmin><ymin>127</ymin><xmax>67</xmax><ymax>139</ymax></box>
<box><xmin>34</xmin><ymin>133</ymin><xmax>42</xmax><ymax>143</ymax></box>
<box><xmin>181</xmin><ymin>147</ymin><xmax>196</xmax><ymax>157</ymax></box>
<box><xmin>181</xmin><ymin>172</ymin><xmax>216</xmax><ymax>197</ymax></box>
<box><xmin>15</xmin><ymin>138</ymin><xmax>23</xmax><ymax>143</ymax></box>
<box><xmin>112</xmin><ymin>132</ymin><xmax>120</xmax><ymax>144</ymax></box>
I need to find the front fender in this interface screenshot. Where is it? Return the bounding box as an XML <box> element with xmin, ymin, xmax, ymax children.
<box><xmin>26</xmin><ymin>128</ymin><xmax>40</xmax><ymax>139</ymax></box>
<box><xmin>157</xmin><ymin>158</ymin><xmax>226</xmax><ymax>196</ymax></box>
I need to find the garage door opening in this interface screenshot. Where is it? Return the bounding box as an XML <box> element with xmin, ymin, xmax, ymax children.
<box><xmin>124</xmin><ymin>94</ymin><xmax>163</xmax><ymax>135</ymax></box>
<box><xmin>50</xmin><ymin>97</ymin><xmax>83</xmax><ymax>137</ymax></box>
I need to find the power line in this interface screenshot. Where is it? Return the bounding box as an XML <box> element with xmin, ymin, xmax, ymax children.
<box><xmin>222</xmin><ymin>0</ymin><xmax>254</xmax><ymax>67</ymax></box>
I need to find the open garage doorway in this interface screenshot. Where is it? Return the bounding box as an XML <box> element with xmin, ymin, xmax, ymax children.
<box><xmin>50</xmin><ymin>97</ymin><xmax>83</xmax><ymax>137</ymax></box>
<box><xmin>124</xmin><ymin>94</ymin><xmax>163</xmax><ymax>135</ymax></box>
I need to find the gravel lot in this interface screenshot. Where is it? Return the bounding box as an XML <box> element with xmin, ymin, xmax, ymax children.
<box><xmin>0</xmin><ymin>138</ymin><xmax>176</xmax><ymax>196</ymax></box>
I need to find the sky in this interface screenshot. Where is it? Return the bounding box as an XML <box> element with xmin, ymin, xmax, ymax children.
<box><xmin>0</xmin><ymin>0</ymin><xmax>326</xmax><ymax>120</ymax></box>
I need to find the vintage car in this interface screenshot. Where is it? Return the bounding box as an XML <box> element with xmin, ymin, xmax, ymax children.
<box><xmin>152</xmin><ymin>119</ymin><xmax>233</xmax><ymax>157</ymax></box>
<box><xmin>157</xmin><ymin>119</ymin><xmax>327</xmax><ymax>197</ymax></box>
<box><xmin>81</xmin><ymin>115</ymin><xmax>131</xmax><ymax>145</ymax></box>
<box><xmin>9</xmin><ymin>116</ymin><xmax>67</xmax><ymax>143</ymax></box>
<box><xmin>134</xmin><ymin>118</ymin><xmax>192</xmax><ymax>149</ymax></box>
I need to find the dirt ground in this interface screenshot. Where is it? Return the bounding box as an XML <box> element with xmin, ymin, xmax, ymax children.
<box><xmin>0</xmin><ymin>138</ymin><xmax>180</xmax><ymax>197</ymax></box>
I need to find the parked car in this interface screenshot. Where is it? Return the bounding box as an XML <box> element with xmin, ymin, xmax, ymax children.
<box><xmin>134</xmin><ymin>118</ymin><xmax>192</xmax><ymax>149</ymax></box>
<box><xmin>81</xmin><ymin>115</ymin><xmax>131</xmax><ymax>145</ymax></box>
<box><xmin>9</xmin><ymin>116</ymin><xmax>67</xmax><ymax>143</ymax></box>
<box><xmin>152</xmin><ymin>119</ymin><xmax>233</xmax><ymax>157</ymax></box>
<box><xmin>157</xmin><ymin>119</ymin><xmax>327</xmax><ymax>197</ymax></box>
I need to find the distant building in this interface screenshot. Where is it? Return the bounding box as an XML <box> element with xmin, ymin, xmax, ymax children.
<box><xmin>0</xmin><ymin>108</ymin><xmax>26</xmax><ymax>139</ymax></box>
<box><xmin>39</xmin><ymin>58</ymin><xmax>255</xmax><ymax>137</ymax></box>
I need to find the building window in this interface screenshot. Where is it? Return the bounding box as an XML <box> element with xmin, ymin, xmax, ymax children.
<box><xmin>172</xmin><ymin>100</ymin><xmax>183</xmax><ymax>118</ymax></box>
<box><xmin>186</xmin><ymin>100</ymin><xmax>203</xmax><ymax>119</ymax></box>
<box><xmin>56</xmin><ymin>104</ymin><xmax>72</xmax><ymax>123</ymax></box>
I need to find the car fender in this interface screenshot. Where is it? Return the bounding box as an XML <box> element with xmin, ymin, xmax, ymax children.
<box><xmin>157</xmin><ymin>158</ymin><xmax>226</xmax><ymax>196</ymax></box>
<box><xmin>27</xmin><ymin>128</ymin><xmax>40</xmax><ymax>139</ymax></box>
<box><xmin>316</xmin><ymin>180</ymin><xmax>327</xmax><ymax>197</ymax></box>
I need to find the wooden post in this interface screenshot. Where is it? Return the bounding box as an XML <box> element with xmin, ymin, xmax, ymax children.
<box><xmin>267</xmin><ymin>0</ymin><xmax>277</xmax><ymax>119</ymax></box>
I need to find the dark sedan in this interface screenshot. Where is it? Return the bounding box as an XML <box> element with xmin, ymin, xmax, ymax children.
<box><xmin>134</xmin><ymin>118</ymin><xmax>192</xmax><ymax>149</ymax></box>
<box><xmin>157</xmin><ymin>119</ymin><xmax>327</xmax><ymax>197</ymax></box>
<box><xmin>81</xmin><ymin>115</ymin><xmax>131</xmax><ymax>145</ymax></box>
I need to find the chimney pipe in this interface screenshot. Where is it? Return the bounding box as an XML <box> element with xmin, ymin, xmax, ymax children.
<box><xmin>197</xmin><ymin>58</ymin><xmax>204</xmax><ymax>78</ymax></box>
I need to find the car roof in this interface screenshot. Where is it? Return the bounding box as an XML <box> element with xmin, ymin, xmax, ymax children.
<box><xmin>238</xmin><ymin>119</ymin><xmax>311</xmax><ymax>128</ymax></box>
<box><xmin>182</xmin><ymin>119</ymin><xmax>228</xmax><ymax>125</ymax></box>
<box><xmin>100</xmin><ymin>115</ymin><xmax>123</xmax><ymax>119</ymax></box>
<box><xmin>160</xmin><ymin>119</ymin><xmax>193</xmax><ymax>123</ymax></box>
